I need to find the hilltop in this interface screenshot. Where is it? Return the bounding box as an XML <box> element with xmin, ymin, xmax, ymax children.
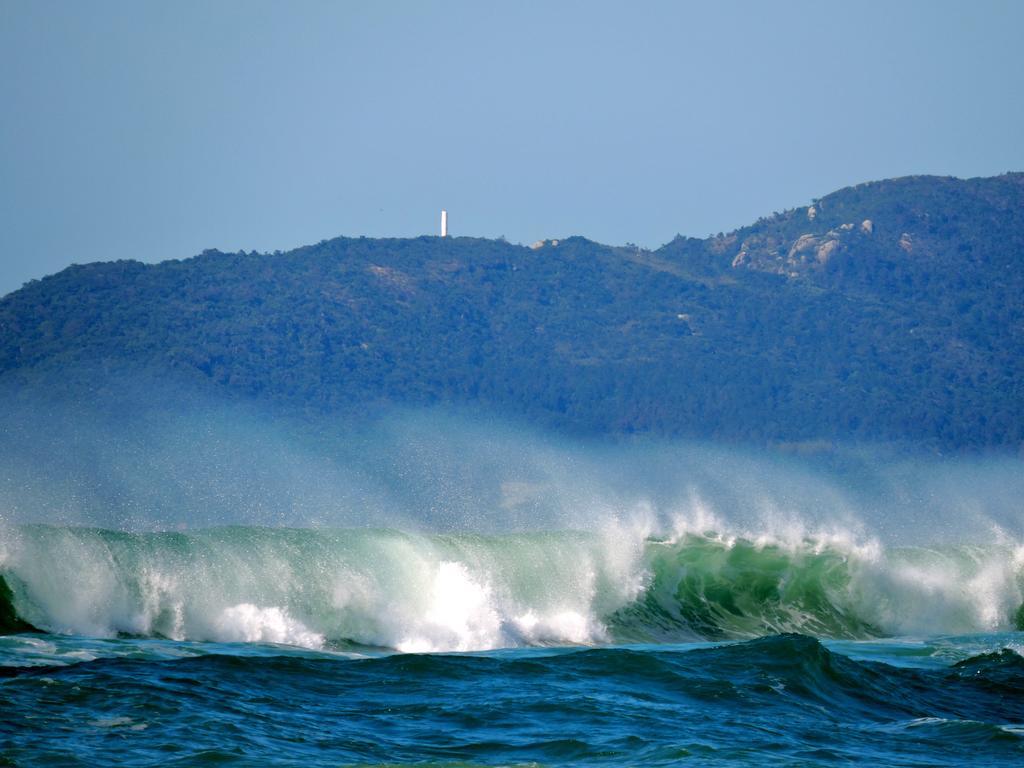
<box><xmin>2</xmin><ymin>173</ymin><xmax>1023</xmax><ymax>451</ymax></box>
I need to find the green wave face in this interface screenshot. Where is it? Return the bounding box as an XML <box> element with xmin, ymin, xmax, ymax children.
<box><xmin>0</xmin><ymin>575</ymin><xmax>37</xmax><ymax>634</ymax></box>
<box><xmin>0</xmin><ymin>525</ymin><xmax>1021</xmax><ymax>650</ymax></box>
<box><xmin>610</xmin><ymin>536</ymin><xmax>880</xmax><ymax>641</ymax></box>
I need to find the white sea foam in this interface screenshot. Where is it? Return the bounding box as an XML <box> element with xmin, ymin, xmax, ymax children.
<box><xmin>0</xmin><ymin>516</ymin><xmax>1021</xmax><ymax>651</ymax></box>
<box><xmin>213</xmin><ymin>604</ymin><xmax>324</xmax><ymax>648</ymax></box>
<box><xmin>394</xmin><ymin>561</ymin><xmax>502</xmax><ymax>653</ymax></box>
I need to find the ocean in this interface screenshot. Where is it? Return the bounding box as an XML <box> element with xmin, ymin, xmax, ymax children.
<box><xmin>1</xmin><ymin>524</ymin><xmax>1022</xmax><ymax>766</ymax></box>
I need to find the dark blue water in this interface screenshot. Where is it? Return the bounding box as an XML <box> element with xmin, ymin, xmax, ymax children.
<box><xmin>2</xmin><ymin>632</ymin><xmax>1023</xmax><ymax>766</ymax></box>
<box><xmin>2</xmin><ymin>525</ymin><xmax>1023</xmax><ymax>765</ymax></box>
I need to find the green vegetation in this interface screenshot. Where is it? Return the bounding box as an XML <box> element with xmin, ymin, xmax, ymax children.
<box><xmin>2</xmin><ymin>174</ymin><xmax>1022</xmax><ymax>451</ymax></box>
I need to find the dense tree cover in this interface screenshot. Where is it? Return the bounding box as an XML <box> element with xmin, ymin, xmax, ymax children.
<box><xmin>2</xmin><ymin>174</ymin><xmax>1022</xmax><ymax>451</ymax></box>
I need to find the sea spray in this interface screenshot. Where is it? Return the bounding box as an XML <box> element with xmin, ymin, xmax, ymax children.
<box><xmin>2</xmin><ymin>522</ymin><xmax>1022</xmax><ymax>650</ymax></box>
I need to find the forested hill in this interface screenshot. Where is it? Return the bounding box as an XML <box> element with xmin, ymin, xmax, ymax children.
<box><xmin>2</xmin><ymin>173</ymin><xmax>1023</xmax><ymax>451</ymax></box>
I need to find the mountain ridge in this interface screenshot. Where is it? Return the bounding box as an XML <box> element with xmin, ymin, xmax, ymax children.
<box><xmin>2</xmin><ymin>173</ymin><xmax>1022</xmax><ymax>451</ymax></box>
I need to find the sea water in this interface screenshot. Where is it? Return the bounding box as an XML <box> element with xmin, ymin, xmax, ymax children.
<box><xmin>1</xmin><ymin>523</ymin><xmax>1022</xmax><ymax>766</ymax></box>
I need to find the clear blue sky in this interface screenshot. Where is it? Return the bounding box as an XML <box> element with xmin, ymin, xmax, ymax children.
<box><xmin>2</xmin><ymin>0</ymin><xmax>1022</xmax><ymax>296</ymax></box>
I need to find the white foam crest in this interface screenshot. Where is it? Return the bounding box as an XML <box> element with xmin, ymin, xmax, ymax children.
<box><xmin>846</xmin><ymin>543</ymin><xmax>1024</xmax><ymax>636</ymax></box>
<box><xmin>666</xmin><ymin>492</ymin><xmax>882</xmax><ymax>563</ymax></box>
<box><xmin>395</xmin><ymin>561</ymin><xmax>502</xmax><ymax>653</ymax></box>
<box><xmin>668</xmin><ymin>492</ymin><xmax>728</xmax><ymax>542</ymax></box>
<box><xmin>511</xmin><ymin>609</ymin><xmax>603</xmax><ymax>645</ymax></box>
<box><xmin>327</xmin><ymin>520</ymin><xmax>651</xmax><ymax>652</ymax></box>
<box><xmin>2</xmin><ymin>528</ymin><xmax>125</xmax><ymax>637</ymax></box>
<box><xmin>133</xmin><ymin>568</ymin><xmax>185</xmax><ymax>640</ymax></box>
<box><xmin>213</xmin><ymin>604</ymin><xmax>324</xmax><ymax>648</ymax></box>
<box><xmin>381</xmin><ymin>552</ymin><xmax>623</xmax><ymax>652</ymax></box>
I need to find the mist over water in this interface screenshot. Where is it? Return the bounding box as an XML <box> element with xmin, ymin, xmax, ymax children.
<box><xmin>0</xmin><ymin>379</ymin><xmax>1021</xmax><ymax>653</ymax></box>
<box><xmin>1</xmin><ymin>378</ymin><xmax>1022</xmax><ymax>540</ymax></box>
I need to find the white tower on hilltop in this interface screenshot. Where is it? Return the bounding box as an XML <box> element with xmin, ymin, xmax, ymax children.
<box><xmin>440</xmin><ymin>209</ymin><xmax>448</xmax><ymax>238</ymax></box>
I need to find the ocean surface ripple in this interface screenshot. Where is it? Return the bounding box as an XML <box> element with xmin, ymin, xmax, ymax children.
<box><xmin>1</xmin><ymin>524</ymin><xmax>1022</xmax><ymax>766</ymax></box>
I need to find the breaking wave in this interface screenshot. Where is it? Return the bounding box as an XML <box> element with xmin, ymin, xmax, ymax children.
<box><xmin>1</xmin><ymin>523</ymin><xmax>1022</xmax><ymax>651</ymax></box>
